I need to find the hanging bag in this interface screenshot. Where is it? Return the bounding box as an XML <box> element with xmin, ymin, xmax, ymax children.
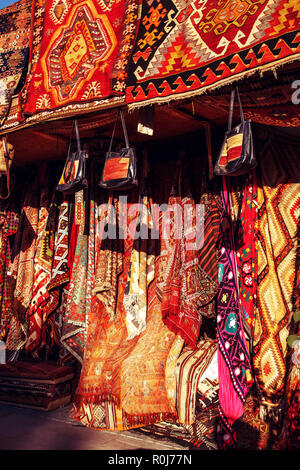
<box><xmin>99</xmin><ymin>109</ymin><xmax>138</xmax><ymax>190</ymax></box>
<box><xmin>56</xmin><ymin>119</ymin><xmax>88</xmax><ymax>194</ymax></box>
<box><xmin>214</xmin><ymin>87</ymin><xmax>257</xmax><ymax>176</ymax></box>
<box><xmin>0</xmin><ymin>136</ymin><xmax>14</xmax><ymax>199</ymax></box>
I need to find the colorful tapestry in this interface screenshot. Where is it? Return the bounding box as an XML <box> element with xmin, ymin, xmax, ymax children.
<box><xmin>157</xmin><ymin>189</ymin><xmax>219</xmax><ymax>349</ymax></box>
<box><xmin>21</xmin><ymin>0</ymin><xmax>141</xmax><ymax>117</ymax></box>
<box><xmin>7</xmin><ymin>176</ymin><xmax>40</xmax><ymax>320</ymax></box>
<box><xmin>235</xmin><ymin>171</ymin><xmax>258</xmax><ymax>342</ymax></box>
<box><xmin>0</xmin><ymin>0</ymin><xmax>31</xmax><ymax>125</ymax></box>
<box><xmin>72</xmin><ymin>196</ymin><xmax>184</xmax><ymax>430</ymax></box>
<box><xmin>26</xmin><ymin>178</ymin><xmax>53</xmax><ymax>353</ymax></box>
<box><xmin>93</xmin><ymin>195</ymin><xmax>123</xmax><ymax>321</ymax></box>
<box><xmin>126</xmin><ymin>0</ymin><xmax>300</xmax><ymax>109</ymax></box>
<box><xmin>61</xmin><ymin>195</ymin><xmax>88</xmax><ymax>363</ymax></box>
<box><xmin>123</xmin><ymin>195</ymin><xmax>155</xmax><ymax>340</ymax></box>
<box><xmin>175</xmin><ymin>339</ymin><xmax>217</xmax><ymax>425</ymax></box>
<box><xmin>0</xmin><ymin>211</ymin><xmax>19</xmax><ymax>341</ymax></box>
<box><xmin>216</xmin><ymin>177</ymin><xmax>252</xmax><ymax>449</ymax></box>
<box><xmin>252</xmin><ymin>130</ymin><xmax>300</xmax><ymax>434</ymax></box>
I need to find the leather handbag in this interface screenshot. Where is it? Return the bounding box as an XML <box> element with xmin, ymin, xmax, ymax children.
<box><xmin>56</xmin><ymin>120</ymin><xmax>88</xmax><ymax>194</ymax></box>
<box><xmin>99</xmin><ymin>109</ymin><xmax>138</xmax><ymax>190</ymax></box>
<box><xmin>214</xmin><ymin>87</ymin><xmax>257</xmax><ymax>176</ymax></box>
<box><xmin>0</xmin><ymin>136</ymin><xmax>14</xmax><ymax>199</ymax></box>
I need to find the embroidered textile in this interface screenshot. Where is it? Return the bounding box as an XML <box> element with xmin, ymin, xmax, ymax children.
<box><xmin>216</xmin><ymin>178</ymin><xmax>252</xmax><ymax>449</ymax></box>
<box><xmin>253</xmin><ymin>131</ymin><xmax>300</xmax><ymax>425</ymax></box>
<box><xmin>236</xmin><ymin>171</ymin><xmax>258</xmax><ymax>341</ymax></box>
<box><xmin>0</xmin><ymin>0</ymin><xmax>31</xmax><ymax>124</ymax></box>
<box><xmin>0</xmin><ymin>211</ymin><xmax>19</xmax><ymax>340</ymax></box>
<box><xmin>126</xmin><ymin>0</ymin><xmax>300</xmax><ymax>109</ymax></box>
<box><xmin>21</xmin><ymin>0</ymin><xmax>141</xmax><ymax>116</ymax></box>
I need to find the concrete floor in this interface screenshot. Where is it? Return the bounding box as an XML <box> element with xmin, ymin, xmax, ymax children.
<box><xmin>0</xmin><ymin>403</ymin><xmax>188</xmax><ymax>451</ymax></box>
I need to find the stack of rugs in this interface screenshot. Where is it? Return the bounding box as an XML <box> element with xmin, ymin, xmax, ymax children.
<box><xmin>0</xmin><ymin>360</ymin><xmax>75</xmax><ymax>411</ymax></box>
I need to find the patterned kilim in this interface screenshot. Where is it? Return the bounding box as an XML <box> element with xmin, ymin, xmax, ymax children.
<box><xmin>21</xmin><ymin>0</ymin><xmax>141</xmax><ymax>117</ymax></box>
<box><xmin>123</xmin><ymin>195</ymin><xmax>155</xmax><ymax>340</ymax></box>
<box><xmin>253</xmin><ymin>130</ymin><xmax>300</xmax><ymax>432</ymax></box>
<box><xmin>61</xmin><ymin>197</ymin><xmax>88</xmax><ymax>364</ymax></box>
<box><xmin>7</xmin><ymin>177</ymin><xmax>40</xmax><ymax>318</ymax></box>
<box><xmin>0</xmin><ymin>0</ymin><xmax>31</xmax><ymax>124</ymax></box>
<box><xmin>0</xmin><ymin>211</ymin><xmax>19</xmax><ymax>341</ymax></box>
<box><xmin>26</xmin><ymin>179</ymin><xmax>53</xmax><ymax>353</ymax></box>
<box><xmin>126</xmin><ymin>0</ymin><xmax>300</xmax><ymax>109</ymax></box>
<box><xmin>175</xmin><ymin>339</ymin><xmax>217</xmax><ymax>425</ymax></box>
<box><xmin>157</xmin><ymin>191</ymin><xmax>219</xmax><ymax>349</ymax></box>
<box><xmin>72</xmin><ymin>197</ymin><xmax>184</xmax><ymax>430</ymax></box>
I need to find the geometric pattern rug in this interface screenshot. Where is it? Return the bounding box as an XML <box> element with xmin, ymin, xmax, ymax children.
<box><xmin>20</xmin><ymin>0</ymin><xmax>141</xmax><ymax>119</ymax></box>
<box><xmin>253</xmin><ymin>128</ymin><xmax>300</xmax><ymax>423</ymax></box>
<box><xmin>126</xmin><ymin>0</ymin><xmax>300</xmax><ymax>109</ymax></box>
<box><xmin>0</xmin><ymin>0</ymin><xmax>31</xmax><ymax>125</ymax></box>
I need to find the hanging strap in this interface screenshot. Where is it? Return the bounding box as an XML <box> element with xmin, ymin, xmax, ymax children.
<box><xmin>227</xmin><ymin>87</ymin><xmax>245</xmax><ymax>132</ymax></box>
<box><xmin>108</xmin><ymin>108</ymin><xmax>130</xmax><ymax>153</ymax></box>
<box><xmin>64</xmin><ymin>120</ymin><xmax>82</xmax><ymax>181</ymax></box>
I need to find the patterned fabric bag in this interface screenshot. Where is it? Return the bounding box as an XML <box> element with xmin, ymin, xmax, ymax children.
<box><xmin>99</xmin><ymin>109</ymin><xmax>138</xmax><ymax>190</ymax></box>
<box><xmin>0</xmin><ymin>136</ymin><xmax>14</xmax><ymax>199</ymax></box>
<box><xmin>214</xmin><ymin>87</ymin><xmax>256</xmax><ymax>177</ymax></box>
<box><xmin>56</xmin><ymin>120</ymin><xmax>88</xmax><ymax>194</ymax></box>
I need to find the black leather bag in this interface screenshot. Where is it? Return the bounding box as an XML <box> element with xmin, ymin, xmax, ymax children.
<box><xmin>99</xmin><ymin>109</ymin><xmax>138</xmax><ymax>190</ymax></box>
<box><xmin>214</xmin><ymin>87</ymin><xmax>257</xmax><ymax>176</ymax></box>
<box><xmin>56</xmin><ymin>120</ymin><xmax>88</xmax><ymax>194</ymax></box>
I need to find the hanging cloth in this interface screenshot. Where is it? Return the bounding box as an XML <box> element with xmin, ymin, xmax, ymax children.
<box><xmin>235</xmin><ymin>170</ymin><xmax>258</xmax><ymax>344</ymax></box>
<box><xmin>123</xmin><ymin>194</ymin><xmax>155</xmax><ymax>340</ymax></box>
<box><xmin>216</xmin><ymin>176</ymin><xmax>253</xmax><ymax>449</ymax></box>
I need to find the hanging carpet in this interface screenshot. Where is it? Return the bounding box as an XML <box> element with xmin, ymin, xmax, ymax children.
<box><xmin>20</xmin><ymin>0</ymin><xmax>141</xmax><ymax>119</ymax></box>
<box><xmin>126</xmin><ymin>0</ymin><xmax>300</xmax><ymax>109</ymax></box>
<box><xmin>252</xmin><ymin>129</ymin><xmax>300</xmax><ymax>445</ymax></box>
<box><xmin>0</xmin><ymin>0</ymin><xmax>31</xmax><ymax>125</ymax></box>
<box><xmin>0</xmin><ymin>211</ymin><xmax>19</xmax><ymax>341</ymax></box>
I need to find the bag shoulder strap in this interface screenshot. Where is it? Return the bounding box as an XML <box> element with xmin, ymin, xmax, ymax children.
<box><xmin>67</xmin><ymin>120</ymin><xmax>81</xmax><ymax>157</ymax></box>
<box><xmin>108</xmin><ymin>108</ymin><xmax>130</xmax><ymax>153</ymax></box>
<box><xmin>228</xmin><ymin>87</ymin><xmax>245</xmax><ymax>132</ymax></box>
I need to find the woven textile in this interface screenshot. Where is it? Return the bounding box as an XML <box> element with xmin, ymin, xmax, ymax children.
<box><xmin>175</xmin><ymin>339</ymin><xmax>217</xmax><ymax>425</ymax></box>
<box><xmin>253</xmin><ymin>130</ymin><xmax>300</xmax><ymax>425</ymax></box>
<box><xmin>72</xmin><ymin>197</ymin><xmax>184</xmax><ymax>430</ymax></box>
<box><xmin>0</xmin><ymin>211</ymin><xmax>19</xmax><ymax>341</ymax></box>
<box><xmin>157</xmin><ymin>192</ymin><xmax>219</xmax><ymax>349</ymax></box>
<box><xmin>235</xmin><ymin>171</ymin><xmax>258</xmax><ymax>341</ymax></box>
<box><xmin>21</xmin><ymin>0</ymin><xmax>140</xmax><ymax>117</ymax></box>
<box><xmin>123</xmin><ymin>195</ymin><xmax>155</xmax><ymax>340</ymax></box>
<box><xmin>26</xmin><ymin>180</ymin><xmax>53</xmax><ymax>352</ymax></box>
<box><xmin>216</xmin><ymin>178</ymin><xmax>253</xmax><ymax>449</ymax></box>
<box><xmin>61</xmin><ymin>196</ymin><xmax>88</xmax><ymax>363</ymax></box>
<box><xmin>7</xmin><ymin>178</ymin><xmax>40</xmax><ymax>319</ymax></box>
<box><xmin>0</xmin><ymin>0</ymin><xmax>31</xmax><ymax>124</ymax></box>
<box><xmin>126</xmin><ymin>0</ymin><xmax>300</xmax><ymax>109</ymax></box>
<box><xmin>93</xmin><ymin>196</ymin><xmax>123</xmax><ymax>321</ymax></box>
